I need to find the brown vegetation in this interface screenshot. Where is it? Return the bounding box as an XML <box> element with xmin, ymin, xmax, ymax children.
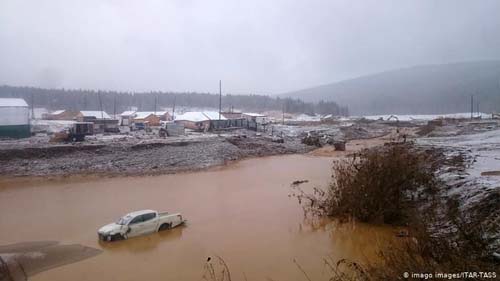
<box><xmin>294</xmin><ymin>143</ymin><xmax>441</xmax><ymax>224</ymax></box>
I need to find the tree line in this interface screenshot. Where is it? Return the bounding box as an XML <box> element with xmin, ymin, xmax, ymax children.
<box><xmin>0</xmin><ymin>85</ymin><xmax>348</xmax><ymax>116</ymax></box>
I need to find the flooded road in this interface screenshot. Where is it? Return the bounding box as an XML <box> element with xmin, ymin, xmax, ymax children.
<box><xmin>0</xmin><ymin>154</ymin><xmax>394</xmax><ymax>281</ymax></box>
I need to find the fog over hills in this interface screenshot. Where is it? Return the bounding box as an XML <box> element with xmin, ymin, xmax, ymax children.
<box><xmin>282</xmin><ymin>61</ymin><xmax>500</xmax><ymax>115</ymax></box>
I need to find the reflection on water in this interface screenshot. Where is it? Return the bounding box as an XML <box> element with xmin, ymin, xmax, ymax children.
<box><xmin>0</xmin><ymin>154</ymin><xmax>395</xmax><ymax>281</ymax></box>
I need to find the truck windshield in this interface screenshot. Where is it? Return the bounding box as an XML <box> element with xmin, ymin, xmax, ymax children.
<box><xmin>116</xmin><ymin>215</ymin><xmax>133</xmax><ymax>225</ymax></box>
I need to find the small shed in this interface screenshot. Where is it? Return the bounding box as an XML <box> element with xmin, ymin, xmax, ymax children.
<box><xmin>0</xmin><ymin>98</ymin><xmax>31</xmax><ymax>138</ymax></box>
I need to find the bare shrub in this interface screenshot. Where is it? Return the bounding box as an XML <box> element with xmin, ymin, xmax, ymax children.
<box><xmin>202</xmin><ymin>256</ymin><xmax>232</xmax><ymax>281</ymax></box>
<box><xmin>295</xmin><ymin>143</ymin><xmax>441</xmax><ymax>224</ymax></box>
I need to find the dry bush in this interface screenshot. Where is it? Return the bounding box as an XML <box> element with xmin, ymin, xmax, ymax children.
<box><xmin>295</xmin><ymin>143</ymin><xmax>441</xmax><ymax>224</ymax></box>
<box><xmin>202</xmin><ymin>256</ymin><xmax>232</xmax><ymax>281</ymax></box>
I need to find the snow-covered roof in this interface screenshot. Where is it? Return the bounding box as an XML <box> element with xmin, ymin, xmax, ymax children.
<box><xmin>202</xmin><ymin>111</ymin><xmax>227</xmax><ymax>120</ymax></box>
<box><xmin>134</xmin><ymin>112</ymin><xmax>155</xmax><ymax>119</ymax></box>
<box><xmin>175</xmin><ymin>111</ymin><xmax>227</xmax><ymax>122</ymax></box>
<box><xmin>134</xmin><ymin>111</ymin><xmax>168</xmax><ymax>119</ymax></box>
<box><xmin>0</xmin><ymin>98</ymin><xmax>28</xmax><ymax>107</ymax></box>
<box><xmin>175</xmin><ymin>112</ymin><xmax>209</xmax><ymax>122</ymax></box>
<box><xmin>243</xmin><ymin>112</ymin><xmax>266</xmax><ymax>117</ymax></box>
<box><xmin>79</xmin><ymin>110</ymin><xmax>111</xmax><ymax>119</ymax></box>
<box><xmin>120</xmin><ymin>110</ymin><xmax>136</xmax><ymax>117</ymax></box>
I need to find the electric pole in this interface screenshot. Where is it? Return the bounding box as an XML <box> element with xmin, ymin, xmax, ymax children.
<box><xmin>113</xmin><ymin>94</ymin><xmax>117</xmax><ymax>119</ymax></box>
<box><xmin>282</xmin><ymin>103</ymin><xmax>285</xmax><ymax>125</ymax></box>
<box><xmin>30</xmin><ymin>92</ymin><xmax>34</xmax><ymax>120</ymax></box>
<box><xmin>98</xmin><ymin>91</ymin><xmax>104</xmax><ymax>120</ymax></box>
<box><xmin>470</xmin><ymin>95</ymin><xmax>474</xmax><ymax>119</ymax></box>
<box><xmin>219</xmin><ymin>80</ymin><xmax>222</xmax><ymax>120</ymax></box>
<box><xmin>172</xmin><ymin>96</ymin><xmax>176</xmax><ymax>121</ymax></box>
<box><xmin>154</xmin><ymin>95</ymin><xmax>157</xmax><ymax>115</ymax></box>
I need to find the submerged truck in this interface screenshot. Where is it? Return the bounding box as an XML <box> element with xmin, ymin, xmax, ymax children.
<box><xmin>97</xmin><ymin>209</ymin><xmax>185</xmax><ymax>242</ymax></box>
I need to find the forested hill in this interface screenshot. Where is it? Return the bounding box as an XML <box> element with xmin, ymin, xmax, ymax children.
<box><xmin>0</xmin><ymin>85</ymin><xmax>348</xmax><ymax>116</ymax></box>
<box><xmin>282</xmin><ymin>61</ymin><xmax>500</xmax><ymax>115</ymax></box>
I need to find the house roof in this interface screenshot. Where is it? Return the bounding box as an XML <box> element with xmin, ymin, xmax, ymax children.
<box><xmin>175</xmin><ymin>112</ymin><xmax>209</xmax><ymax>122</ymax></box>
<box><xmin>134</xmin><ymin>111</ymin><xmax>168</xmax><ymax>119</ymax></box>
<box><xmin>120</xmin><ymin>110</ymin><xmax>136</xmax><ymax>117</ymax></box>
<box><xmin>243</xmin><ymin>112</ymin><xmax>266</xmax><ymax>117</ymax></box>
<box><xmin>175</xmin><ymin>111</ymin><xmax>227</xmax><ymax>122</ymax></box>
<box><xmin>79</xmin><ymin>110</ymin><xmax>111</xmax><ymax>119</ymax></box>
<box><xmin>0</xmin><ymin>98</ymin><xmax>28</xmax><ymax>107</ymax></box>
<box><xmin>202</xmin><ymin>111</ymin><xmax>227</xmax><ymax>120</ymax></box>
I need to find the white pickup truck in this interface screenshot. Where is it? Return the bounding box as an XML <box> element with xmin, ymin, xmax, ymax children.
<box><xmin>98</xmin><ymin>209</ymin><xmax>185</xmax><ymax>241</ymax></box>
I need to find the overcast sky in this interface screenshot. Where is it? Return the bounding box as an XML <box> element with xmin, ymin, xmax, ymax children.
<box><xmin>1</xmin><ymin>0</ymin><xmax>499</xmax><ymax>94</ymax></box>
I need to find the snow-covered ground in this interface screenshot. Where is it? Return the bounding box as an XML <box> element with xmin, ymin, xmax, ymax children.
<box><xmin>418</xmin><ymin>129</ymin><xmax>500</xmax><ymax>253</ymax></box>
<box><xmin>31</xmin><ymin>119</ymin><xmax>76</xmax><ymax>133</ymax></box>
<box><xmin>420</xmin><ymin>129</ymin><xmax>500</xmax><ymax>190</ymax></box>
<box><xmin>361</xmin><ymin>112</ymin><xmax>491</xmax><ymax>121</ymax></box>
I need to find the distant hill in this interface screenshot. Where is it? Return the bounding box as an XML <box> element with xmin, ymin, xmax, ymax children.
<box><xmin>282</xmin><ymin>61</ymin><xmax>500</xmax><ymax>115</ymax></box>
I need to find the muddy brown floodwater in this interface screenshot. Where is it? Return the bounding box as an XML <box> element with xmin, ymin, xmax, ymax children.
<box><xmin>0</xmin><ymin>154</ymin><xmax>395</xmax><ymax>281</ymax></box>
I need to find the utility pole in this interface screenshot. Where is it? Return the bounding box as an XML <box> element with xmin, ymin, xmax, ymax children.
<box><xmin>98</xmin><ymin>91</ymin><xmax>104</xmax><ymax>120</ymax></box>
<box><xmin>219</xmin><ymin>80</ymin><xmax>222</xmax><ymax>120</ymax></box>
<box><xmin>154</xmin><ymin>95</ymin><xmax>157</xmax><ymax>115</ymax></box>
<box><xmin>282</xmin><ymin>103</ymin><xmax>285</xmax><ymax>125</ymax></box>
<box><xmin>477</xmin><ymin>101</ymin><xmax>480</xmax><ymax>118</ymax></box>
<box><xmin>30</xmin><ymin>92</ymin><xmax>34</xmax><ymax>120</ymax></box>
<box><xmin>172</xmin><ymin>96</ymin><xmax>176</xmax><ymax>120</ymax></box>
<box><xmin>113</xmin><ymin>94</ymin><xmax>117</xmax><ymax>119</ymax></box>
<box><xmin>470</xmin><ymin>95</ymin><xmax>474</xmax><ymax>119</ymax></box>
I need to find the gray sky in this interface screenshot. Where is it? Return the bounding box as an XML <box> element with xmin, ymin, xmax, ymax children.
<box><xmin>1</xmin><ymin>0</ymin><xmax>499</xmax><ymax>94</ymax></box>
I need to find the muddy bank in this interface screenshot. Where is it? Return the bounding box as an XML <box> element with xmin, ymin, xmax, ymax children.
<box><xmin>0</xmin><ymin>241</ymin><xmax>101</xmax><ymax>281</ymax></box>
<box><xmin>0</xmin><ymin>136</ymin><xmax>313</xmax><ymax>178</ymax></box>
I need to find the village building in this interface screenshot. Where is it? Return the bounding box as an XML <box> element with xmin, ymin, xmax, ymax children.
<box><xmin>221</xmin><ymin>111</ymin><xmax>246</xmax><ymax>127</ymax></box>
<box><xmin>43</xmin><ymin>109</ymin><xmax>79</xmax><ymax>120</ymax></box>
<box><xmin>76</xmin><ymin>110</ymin><xmax>112</xmax><ymax>122</ymax></box>
<box><xmin>174</xmin><ymin>111</ymin><xmax>228</xmax><ymax>131</ymax></box>
<box><xmin>242</xmin><ymin>112</ymin><xmax>268</xmax><ymax>131</ymax></box>
<box><xmin>133</xmin><ymin>112</ymin><xmax>161</xmax><ymax>126</ymax></box>
<box><xmin>76</xmin><ymin>111</ymin><xmax>118</xmax><ymax>133</ymax></box>
<box><xmin>154</xmin><ymin>111</ymin><xmax>173</xmax><ymax>121</ymax></box>
<box><xmin>119</xmin><ymin>111</ymin><xmax>137</xmax><ymax>126</ymax></box>
<box><xmin>0</xmin><ymin>98</ymin><xmax>31</xmax><ymax>138</ymax></box>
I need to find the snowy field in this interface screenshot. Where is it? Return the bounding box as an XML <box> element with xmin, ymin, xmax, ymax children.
<box><xmin>418</xmin><ymin>129</ymin><xmax>500</xmax><ymax>253</ymax></box>
<box><xmin>361</xmin><ymin>112</ymin><xmax>491</xmax><ymax>121</ymax></box>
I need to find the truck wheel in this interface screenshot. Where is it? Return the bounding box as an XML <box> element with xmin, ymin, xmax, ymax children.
<box><xmin>159</xmin><ymin>223</ymin><xmax>171</xmax><ymax>231</ymax></box>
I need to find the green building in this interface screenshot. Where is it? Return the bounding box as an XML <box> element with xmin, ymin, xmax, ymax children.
<box><xmin>0</xmin><ymin>98</ymin><xmax>31</xmax><ymax>139</ymax></box>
